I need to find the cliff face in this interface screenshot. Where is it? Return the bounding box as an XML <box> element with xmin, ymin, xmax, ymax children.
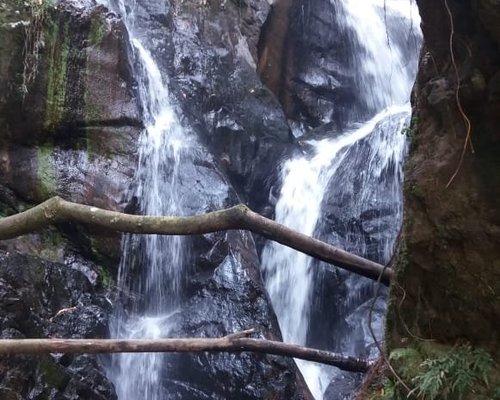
<box><xmin>0</xmin><ymin>2</ymin><xmax>139</xmax><ymax>397</ymax></box>
<box><xmin>0</xmin><ymin>0</ymin><xmax>311</xmax><ymax>398</ymax></box>
<box><xmin>388</xmin><ymin>0</ymin><xmax>500</xmax><ymax>352</ymax></box>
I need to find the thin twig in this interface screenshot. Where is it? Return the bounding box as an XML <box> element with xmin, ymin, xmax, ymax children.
<box><xmin>394</xmin><ymin>283</ymin><xmax>435</xmax><ymax>342</ymax></box>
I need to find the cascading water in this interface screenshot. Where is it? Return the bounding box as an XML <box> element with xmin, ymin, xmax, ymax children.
<box><xmin>261</xmin><ymin>1</ymin><xmax>421</xmax><ymax>399</ymax></box>
<box><xmin>98</xmin><ymin>0</ymin><xmax>192</xmax><ymax>398</ymax></box>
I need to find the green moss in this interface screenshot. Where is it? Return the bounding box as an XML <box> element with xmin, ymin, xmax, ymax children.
<box><xmin>230</xmin><ymin>0</ymin><xmax>247</xmax><ymax>8</ymax></box>
<box><xmin>0</xmin><ymin>201</ymin><xmax>10</xmax><ymax>217</ymax></box>
<box><xmin>44</xmin><ymin>20</ymin><xmax>70</xmax><ymax>130</ymax></box>
<box><xmin>83</xmin><ymin>16</ymin><xmax>107</xmax><ymax>159</ymax></box>
<box><xmin>402</xmin><ymin>115</ymin><xmax>419</xmax><ymax>152</ymax></box>
<box><xmin>37</xmin><ymin>355</ymin><xmax>69</xmax><ymax>389</ymax></box>
<box><xmin>389</xmin><ymin>347</ymin><xmax>424</xmax><ymax>381</ymax></box>
<box><xmin>97</xmin><ymin>264</ymin><xmax>114</xmax><ymax>289</ymax></box>
<box><xmin>89</xmin><ymin>236</ymin><xmax>115</xmax><ymax>289</ymax></box>
<box><xmin>88</xmin><ymin>15</ymin><xmax>105</xmax><ymax>47</ymax></box>
<box><xmin>38</xmin><ymin>227</ymin><xmax>64</xmax><ymax>262</ymax></box>
<box><xmin>393</xmin><ymin>240</ymin><xmax>409</xmax><ymax>279</ymax></box>
<box><xmin>36</xmin><ymin>142</ymin><xmax>56</xmax><ymax>198</ymax></box>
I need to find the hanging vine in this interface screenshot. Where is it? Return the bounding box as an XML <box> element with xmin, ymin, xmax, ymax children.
<box><xmin>443</xmin><ymin>0</ymin><xmax>475</xmax><ymax>188</ymax></box>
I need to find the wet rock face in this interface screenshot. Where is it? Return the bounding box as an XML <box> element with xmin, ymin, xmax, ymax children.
<box><xmin>165</xmin><ymin>0</ymin><xmax>297</xmax><ymax>214</ymax></box>
<box><xmin>388</xmin><ymin>0</ymin><xmax>500</xmax><ymax>352</ymax></box>
<box><xmin>109</xmin><ymin>0</ymin><xmax>296</xmax><ymax>215</ymax></box>
<box><xmin>296</xmin><ymin>116</ymin><xmax>404</xmax><ymax>376</ymax></box>
<box><xmin>0</xmin><ymin>0</ymin><xmax>139</xmax><ymax>267</ymax></box>
<box><xmin>162</xmin><ymin>229</ymin><xmax>311</xmax><ymax>400</ymax></box>
<box><xmin>0</xmin><ymin>250</ymin><xmax>116</xmax><ymax>399</ymax></box>
<box><xmin>258</xmin><ymin>0</ymin><xmax>357</xmax><ymax>131</ymax></box>
<box><xmin>99</xmin><ymin>1</ymin><xmax>314</xmax><ymax>384</ymax></box>
<box><xmin>113</xmin><ymin>136</ymin><xmax>313</xmax><ymax>398</ymax></box>
<box><xmin>0</xmin><ymin>2</ymin><xmax>138</xmax><ymax>398</ymax></box>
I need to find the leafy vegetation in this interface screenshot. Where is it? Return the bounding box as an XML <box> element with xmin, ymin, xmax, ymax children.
<box><xmin>401</xmin><ymin>116</ymin><xmax>418</xmax><ymax>139</ymax></box>
<box><xmin>401</xmin><ymin>115</ymin><xmax>419</xmax><ymax>152</ymax></box>
<box><xmin>410</xmin><ymin>345</ymin><xmax>493</xmax><ymax>399</ymax></box>
<box><xmin>382</xmin><ymin>344</ymin><xmax>496</xmax><ymax>400</ymax></box>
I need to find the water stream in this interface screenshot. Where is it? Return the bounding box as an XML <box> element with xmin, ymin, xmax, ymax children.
<box><xmin>261</xmin><ymin>1</ymin><xmax>421</xmax><ymax>398</ymax></box>
<box><xmin>98</xmin><ymin>0</ymin><xmax>421</xmax><ymax>398</ymax></box>
<box><xmin>99</xmin><ymin>1</ymin><xmax>191</xmax><ymax>398</ymax></box>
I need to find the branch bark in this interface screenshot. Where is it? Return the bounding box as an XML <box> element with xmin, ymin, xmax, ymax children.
<box><xmin>0</xmin><ymin>196</ymin><xmax>392</xmax><ymax>284</ymax></box>
<box><xmin>0</xmin><ymin>335</ymin><xmax>372</xmax><ymax>373</ymax></box>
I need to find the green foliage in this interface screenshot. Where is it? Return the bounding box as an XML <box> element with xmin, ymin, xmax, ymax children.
<box><xmin>97</xmin><ymin>265</ymin><xmax>114</xmax><ymax>289</ymax></box>
<box><xmin>410</xmin><ymin>345</ymin><xmax>494</xmax><ymax>400</ymax></box>
<box><xmin>401</xmin><ymin>116</ymin><xmax>419</xmax><ymax>139</ymax></box>
<box><xmin>381</xmin><ymin>379</ymin><xmax>405</xmax><ymax>400</ymax></box>
<box><xmin>384</xmin><ymin>345</ymin><xmax>495</xmax><ymax>400</ymax></box>
<box><xmin>401</xmin><ymin>115</ymin><xmax>419</xmax><ymax>152</ymax></box>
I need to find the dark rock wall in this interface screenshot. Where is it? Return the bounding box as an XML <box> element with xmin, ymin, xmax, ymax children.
<box><xmin>0</xmin><ymin>2</ymin><xmax>138</xmax><ymax>397</ymax></box>
<box><xmin>258</xmin><ymin>0</ymin><xmax>357</xmax><ymax>132</ymax></box>
<box><xmin>387</xmin><ymin>0</ymin><xmax>500</xmax><ymax>355</ymax></box>
<box><xmin>0</xmin><ymin>1</ymin><xmax>139</xmax><ymax>267</ymax></box>
<box><xmin>0</xmin><ymin>0</ymin><xmax>312</xmax><ymax>398</ymax></box>
<box><xmin>0</xmin><ymin>250</ymin><xmax>116</xmax><ymax>399</ymax></box>
<box><xmin>168</xmin><ymin>0</ymin><xmax>298</xmax><ymax>215</ymax></box>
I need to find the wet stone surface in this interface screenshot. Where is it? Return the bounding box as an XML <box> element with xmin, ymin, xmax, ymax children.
<box><xmin>0</xmin><ymin>250</ymin><xmax>116</xmax><ymax>400</ymax></box>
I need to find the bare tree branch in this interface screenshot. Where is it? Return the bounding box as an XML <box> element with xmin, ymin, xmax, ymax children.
<box><xmin>0</xmin><ymin>196</ymin><xmax>392</xmax><ymax>284</ymax></box>
<box><xmin>0</xmin><ymin>334</ymin><xmax>372</xmax><ymax>373</ymax></box>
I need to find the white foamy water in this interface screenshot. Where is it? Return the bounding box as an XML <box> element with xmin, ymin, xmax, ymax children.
<box><xmin>262</xmin><ymin>104</ymin><xmax>408</xmax><ymax>348</ymax></box>
<box><xmin>340</xmin><ymin>0</ymin><xmax>420</xmax><ymax>112</ymax></box>
<box><xmin>261</xmin><ymin>1</ymin><xmax>421</xmax><ymax>398</ymax></box>
<box><xmin>97</xmin><ymin>1</ymin><xmax>190</xmax><ymax>398</ymax></box>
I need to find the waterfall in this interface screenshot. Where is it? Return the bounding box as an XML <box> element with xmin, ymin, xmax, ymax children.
<box><xmin>98</xmin><ymin>1</ymin><xmax>192</xmax><ymax>398</ymax></box>
<box><xmin>261</xmin><ymin>1</ymin><xmax>421</xmax><ymax>398</ymax></box>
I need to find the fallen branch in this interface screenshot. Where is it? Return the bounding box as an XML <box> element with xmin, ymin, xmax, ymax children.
<box><xmin>0</xmin><ymin>334</ymin><xmax>372</xmax><ymax>373</ymax></box>
<box><xmin>0</xmin><ymin>196</ymin><xmax>392</xmax><ymax>284</ymax></box>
